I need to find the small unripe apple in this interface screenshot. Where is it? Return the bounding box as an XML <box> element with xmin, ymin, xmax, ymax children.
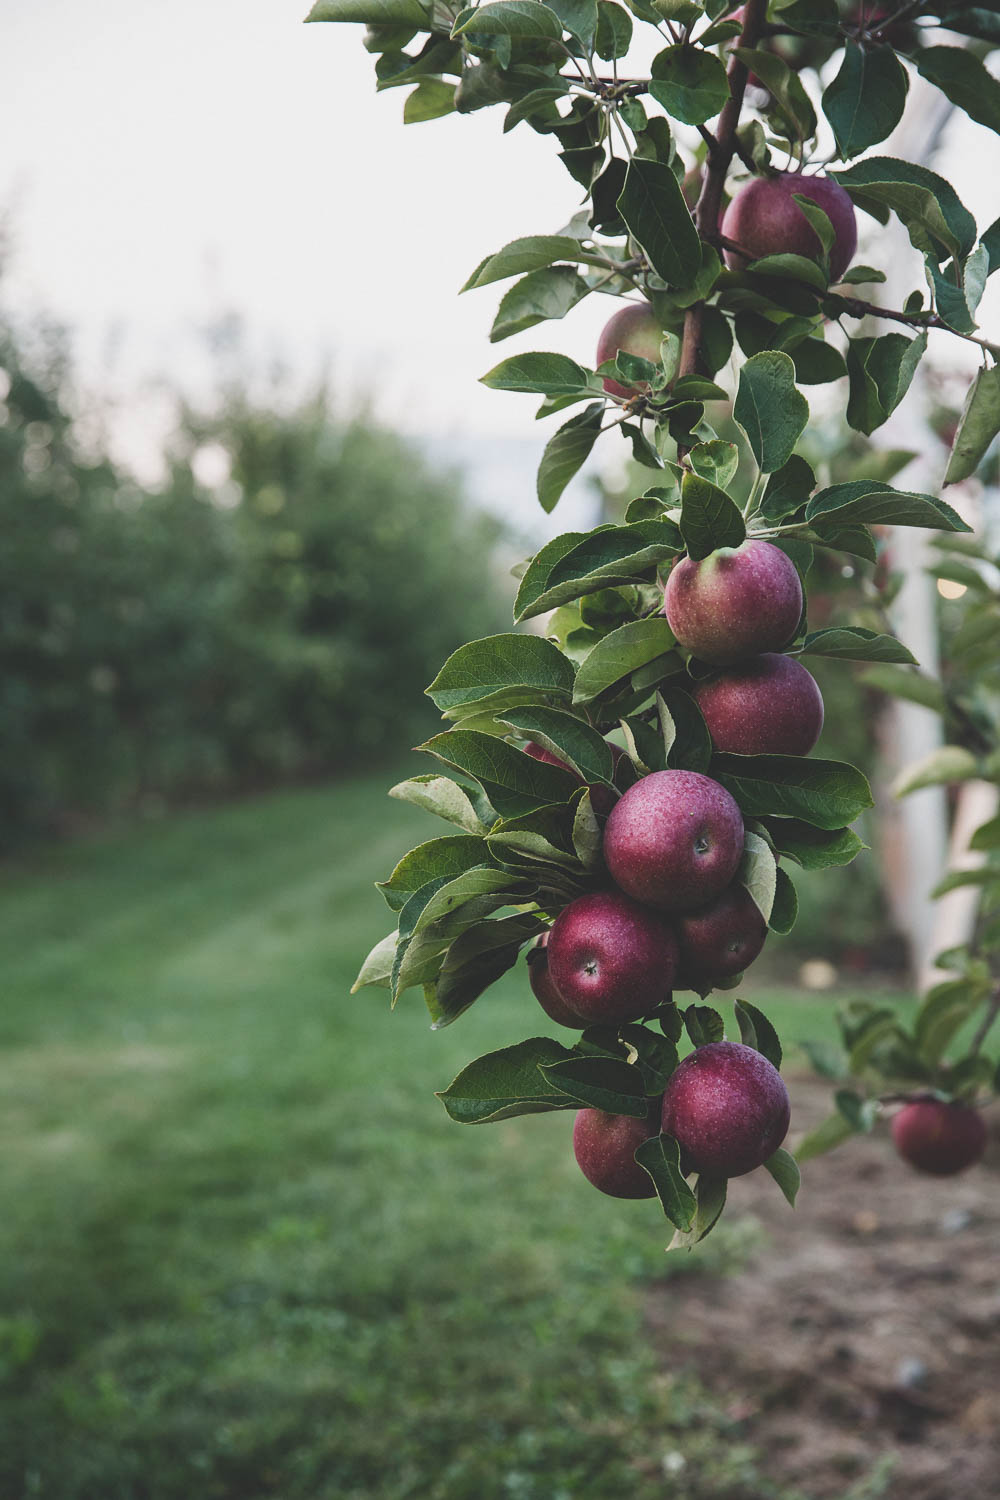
<box><xmin>526</xmin><ymin>933</ymin><xmax>584</xmax><ymax>1029</ymax></box>
<box><xmin>721</xmin><ymin>171</ymin><xmax>858</xmax><ymax>282</ymax></box>
<box><xmin>676</xmin><ymin>883</ymin><xmax>767</xmax><ymax>993</ymax></box>
<box><xmin>891</xmin><ymin>1098</ymin><xmax>988</xmax><ymax>1177</ymax></box>
<box><xmin>693</xmin><ymin>653</ymin><xmax>824</xmax><ymax>756</ymax></box>
<box><xmin>573</xmin><ymin>1108</ymin><xmax>658</xmax><ymax>1198</ymax></box>
<box><xmin>596</xmin><ymin>301</ymin><xmax>663</xmax><ymax>399</ymax></box>
<box><xmin>603</xmin><ymin>769</ymin><xmax>744</xmax><ymax>914</ymax></box>
<box><xmin>664</xmin><ymin>540</ymin><xmax>803</xmax><ymax>666</ymax></box>
<box><xmin>547</xmin><ymin>889</ymin><xmax>677</xmax><ymax>1023</ymax></box>
<box><xmin>661</xmin><ymin>1040</ymin><xmax>790</xmax><ymax>1177</ymax></box>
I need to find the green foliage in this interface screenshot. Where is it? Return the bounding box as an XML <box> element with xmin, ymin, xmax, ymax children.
<box><xmin>0</xmin><ymin>323</ymin><xmax>504</xmax><ymax>840</ymax></box>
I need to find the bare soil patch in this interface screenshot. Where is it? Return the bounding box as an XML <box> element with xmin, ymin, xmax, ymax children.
<box><xmin>646</xmin><ymin>1076</ymin><xmax>1000</xmax><ymax>1499</ymax></box>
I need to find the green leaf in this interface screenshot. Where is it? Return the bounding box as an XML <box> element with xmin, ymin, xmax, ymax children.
<box><xmin>572</xmin><ymin>618</ymin><xmax>679</xmax><ymax>704</ymax></box>
<box><xmin>595</xmin><ymin>0</ymin><xmax>632</xmax><ymax>58</ymax></box>
<box><xmin>378</xmin><ymin>835</ymin><xmax>493</xmax><ymax>911</ymax></box>
<box><xmin>437</xmin><ymin>1037</ymin><xmax>576</xmax><ymax>1123</ymax></box>
<box><xmin>931</xmin><ymin>867</ymin><xmax>1000</xmax><ymax>898</ymax></box>
<box><xmin>412</xmin><ymin>865</ymin><xmax>530</xmax><ymax>938</ymax></box>
<box><xmin>452</xmin><ymin>0</ymin><xmax>563</xmax><ymax>37</ymax></box>
<box><xmin>683</xmin><ymin>1004</ymin><xmax>725</xmax><ymax>1047</ymax></box>
<box><xmin>536</xmin><ymin>403</ymin><xmax>605</xmax><ymax>513</ymax></box>
<box><xmin>831</xmin><ymin>157</ymin><xmax>977</xmax><ymax>264</ymax></box>
<box><xmin>649</xmin><ymin>44</ymin><xmax>731</xmax><ymax>126</ymax></box>
<box><xmin>490</xmin><ymin>266</ymin><xmax>590</xmax><ymax>342</ymax></box>
<box><xmin>516</xmin><ymin>521</ymin><xmax>682</xmax><ymax>619</ymax></box>
<box><xmin>668</xmin><ymin>1173</ymin><xmax>727</xmax><ymax>1250</ymax></box>
<box><xmin>768</xmin><ymin>866</ymin><xmax>798</xmax><ymax>934</ymax></box>
<box><xmin>822</xmin><ymin>41</ymin><xmax>908</xmax><ymax>160</ymax></box>
<box><xmin>794</xmin><ymin>1110</ymin><xmax>854</xmax><ymax>1163</ymax></box>
<box><xmin>658</xmin><ymin>686</ymin><xmax>712</xmax><ymax>773</ymax></box>
<box><xmin>389</xmin><ymin>774</ymin><xmax>489</xmax><ymax>833</ymax></box>
<box><xmin>689</xmin><ymin>440</ymin><xmax>739</xmax><ymax>491</ymax></box>
<box><xmin>306</xmin><ymin>0</ymin><xmax>430</xmax><ymax>22</ymax></box>
<box><xmin>835</xmin><ymin>1087</ymin><xmax>879</xmax><ymax>1131</ymax></box>
<box><xmin>711</xmin><ymin>754</ymin><xmax>874</xmax><ymax>830</ymax></box>
<box><xmin>734</xmin><ymin>352</ymin><xmax>809</xmax><ymax>473</ymax></box>
<box><xmin>487</xmin><ymin>801</ymin><xmax>579</xmax><ymax>873</ymax></box>
<box><xmin>617</xmin><ymin>157</ymin><xmax>702</xmax><ymax>289</ymax></box>
<box><xmin>917</xmin><ymin>45</ymin><xmax>1000</xmax><ymax>138</ymax></box>
<box><xmin>465</xmin><ymin>236</ymin><xmax>593</xmax><ymax>291</ymax></box>
<box><xmin>403</xmin><ymin>78</ymin><xmax>456</xmax><ymax>122</ymax></box>
<box><xmin>351</xmin><ymin>930</ymin><xmax>399</xmax><ymax>992</ymax></box>
<box><xmin>944</xmin><ymin>366</ymin><xmax>1000</xmax><ymax>486</ymax></box>
<box><xmin>798</xmin><ymin>627</ymin><xmax>916</xmax><ymax>665</ymax></box>
<box><xmin>805</xmin><ymin>481</ymin><xmax>971</xmax><ymax>533</ymax></box>
<box><xmin>845</xmin><ymin>331</ymin><xmax>927</xmax><ymax>436</ymax></box>
<box><xmin>731</xmin><ymin>47</ymin><xmax>817</xmax><ymax>142</ymax></box>
<box><xmin>893</xmin><ymin>745</ymin><xmax>980</xmax><ymax>798</ymax></box>
<box><xmin>678</xmin><ymin>472</ymin><xmax>746</xmax><ymax>561</ymax></box>
<box><xmin>736</xmin><ymin>831</ymin><xmax>777</xmax><ymax>925</ymax></box>
<box><xmin>427</xmin><ymin>632</ymin><xmax>575</xmax><ymax>717</ymax></box>
<box><xmin>420</xmin><ymin>730</ymin><xmax>582</xmax><ymax>816</ymax></box>
<box><xmin>541</xmin><ymin>1056</ymin><xmax>651</xmax><ymax>1115</ymax></box>
<box><xmin>763</xmin><ymin>1147</ymin><xmax>800</xmax><ymax>1206</ymax></box>
<box><xmin>914</xmin><ymin>977</ymin><xmax>991</xmax><ymax>1065</ymax></box>
<box><xmin>547</xmin><ymin>0</ymin><xmax>598</xmax><ymax>45</ymax></box>
<box><xmin>759</xmin><ymin>454</ymin><xmax>815</xmax><ymax>522</ymax></box>
<box><xmin>859</xmin><ymin>665</ymin><xmax>945</xmax><ymax>713</ymax></box>
<box><xmin>498</xmin><ymin>705</ymin><xmax>614</xmax><ymax>783</ymax></box>
<box><xmin>763</xmin><ymin>819</ymin><xmax>865</xmax><ymax>870</ymax></box>
<box><xmin>734</xmin><ymin>999</ymin><xmax>782</xmax><ymax>1070</ymax></box>
<box><xmin>430</xmin><ymin>915</ymin><xmax>544</xmax><ymax>1026</ymax></box>
<box><xmin>634</xmin><ymin>1134</ymin><xmax>697</xmax><ymax>1231</ymax></box>
<box><xmin>572</xmin><ymin>789</ymin><xmax>604</xmax><ymax>869</ymax></box>
<box><xmin>970</xmin><ymin>815</ymin><xmax>1000</xmax><ymax>852</ymax></box>
<box><xmin>747</xmin><ymin>253</ymin><xmax>828</xmax><ymax>292</ymax></box>
<box><xmin>481</xmin><ymin>351</ymin><xmax>594</xmax><ymax>397</ymax></box>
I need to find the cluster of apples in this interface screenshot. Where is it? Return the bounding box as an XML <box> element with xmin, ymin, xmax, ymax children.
<box><xmin>526</xmin><ymin>524</ymin><xmax>824</xmax><ymax>1197</ymax></box>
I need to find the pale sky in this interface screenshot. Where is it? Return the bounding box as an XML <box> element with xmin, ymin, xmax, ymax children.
<box><xmin>1</xmin><ymin>1</ymin><xmax>996</xmax><ymax>538</ymax></box>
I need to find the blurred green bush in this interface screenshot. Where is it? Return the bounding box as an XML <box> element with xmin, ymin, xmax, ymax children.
<box><xmin>0</xmin><ymin>319</ymin><xmax>506</xmax><ymax>843</ymax></box>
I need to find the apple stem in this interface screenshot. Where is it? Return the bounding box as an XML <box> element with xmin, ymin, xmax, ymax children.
<box><xmin>677</xmin><ymin>0</ymin><xmax>770</xmax><ymax>399</ymax></box>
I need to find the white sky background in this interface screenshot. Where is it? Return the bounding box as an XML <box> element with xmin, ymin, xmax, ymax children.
<box><xmin>0</xmin><ymin>0</ymin><xmax>997</xmax><ymax>543</ymax></box>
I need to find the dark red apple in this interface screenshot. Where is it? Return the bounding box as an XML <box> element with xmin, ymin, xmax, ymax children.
<box><xmin>573</xmin><ymin>1108</ymin><xmax>658</xmax><ymax>1199</ymax></box>
<box><xmin>661</xmin><ymin>1040</ymin><xmax>790</xmax><ymax>1177</ymax></box>
<box><xmin>603</xmin><ymin>769</ymin><xmax>744</xmax><ymax>914</ymax></box>
<box><xmin>663</xmin><ymin>540</ymin><xmax>803</xmax><ymax>666</ymax></box>
<box><xmin>526</xmin><ymin>933</ymin><xmax>584</xmax><ymax>1029</ymax></box>
<box><xmin>676</xmin><ymin>883</ymin><xmax>768</xmax><ymax>993</ymax></box>
<box><xmin>546</xmin><ymin>889</ymin><xmax>677</xmax><ymax>1024</ymax></box>
<box><xmin>693</xmin><ymin>653</ymin><xmax>824</xmax><ymax>756</ymax></box>
<box><xmin>721</xmin><ymin>170</ymin><xmax>858</xmax><ymax>282</ymax></box>
<box><xmin>891</xmin><ymin>1098</ymin><xmax>987</xmax><ymax>1177</ymax></box>
<box><xmin>596</xmin><ymin>301</ymin><xmax>663</xmax><ymax>399</ymax></box>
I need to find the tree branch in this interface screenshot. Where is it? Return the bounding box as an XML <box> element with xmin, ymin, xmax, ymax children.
<box><xmin>678</xmin><ymin>0</ymin><xmax>768</xmax><ymax>389</ymax></box>
<box><xmin>829</xmin><ymin>292</ymin><xmax>1000</xmax><ymax>359</ymax></box>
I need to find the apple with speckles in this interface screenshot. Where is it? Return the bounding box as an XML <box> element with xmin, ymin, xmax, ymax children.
<box><xmin>664</xmin><ymin>540</ymin><xmax>803</xmax><ymax>666</ymax></box>
<box><xmin>661</xmin><ymin>1041</ymin><xmax>790</xmax><ymax>1178</ymax></box>
<box><xmin>721</xmin><ymin>171</ymin><xmax>858</xmax><ymax>282</ymax></box>
<box><xmin>572</xmin><ymin>1108</ymin><xmax>659</xmax><ymax>1198</ymax></box>
<box><xmin>546</xmin><ymin>889</ymin><xmax>677</xmax><ymax>1024</ymax></box>
<box><xmin>693</xmin><ymin>653</ymin><xmax>824</xmax><ymax>757</ymax></box>
<box><xmin>676</xmin><ymin>883</ymin><xmax>768</xmax><ymax>993</ymax></box>
<box><xmin>603</xmin><ymin>769</ymin><xmax>744</xmax><ymax>914</ymax></box>
<box><xmin>526</xmin><ymin>933</ymin><xmax>584</xmax><ymax>1030</ymax></box>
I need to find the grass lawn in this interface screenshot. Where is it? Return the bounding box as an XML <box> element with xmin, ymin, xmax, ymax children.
<box><xmin>0</xmin><ymin>771</ymin><xmax>906</xmax><ymax>1500</ymax></box>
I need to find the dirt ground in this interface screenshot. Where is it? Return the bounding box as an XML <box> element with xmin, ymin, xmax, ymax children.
<box><xmin>647</xmin><ymin>1076</ymin><xmax>1000</xmax><ymax>1500</ymax></box>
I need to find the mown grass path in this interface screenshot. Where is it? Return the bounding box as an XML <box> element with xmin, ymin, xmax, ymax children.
<box><xmin>0</xmin><ymin>772</ymin><xmax>864</xmax><ymax>1500</ymax></box>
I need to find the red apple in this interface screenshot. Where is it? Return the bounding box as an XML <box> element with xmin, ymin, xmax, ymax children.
<box><xmin>664</xmin><ymin>540</ymin><xmax>803</xmax><ymax>666</ymax></box>
<box><xmin>596</xmin><ymin>301</ymin><xmax>664</xmax><ymax>399</ymax></box>
<box><xmin>693</xmin><ymin>653</ymin><xmax>824</xmax><ymax>756</ymax></box>
<box><xmin>573</xmin><ymin>1108</ymin><xmax>658</xmax><ymax>1198</ymax></box>
<box><xmin>603</xmin><ymin>769</ymin><xmax>745</xmax><ymax>914</ymax></box>
<box><xmin>891</xmin><ymin>1098</ymin><xmax>988</xmax><ymax>1177</ymax></box>
<box><xmin>721</xmin><ymin>170</ymin><xmax>858</xmax><ymax>282</ymax></box>
<box><xmin>526</xmin><ymin>933</ymin><xmax>584</xmax><ymax>1029</ymax></box>
<box><xmin>661</xmin><ymin>1040</ymin><xmax>790</xmax><ymax>1177</ymax></box>
<box><xmin>676</xmin><ymin>883</ymin><xmax>768</xmax><ymax>993</ymax></box>
<box><xmin>546</xmin><ymin>889</ymin><xmax>677</xmax><ymax>1024</ymax></box>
